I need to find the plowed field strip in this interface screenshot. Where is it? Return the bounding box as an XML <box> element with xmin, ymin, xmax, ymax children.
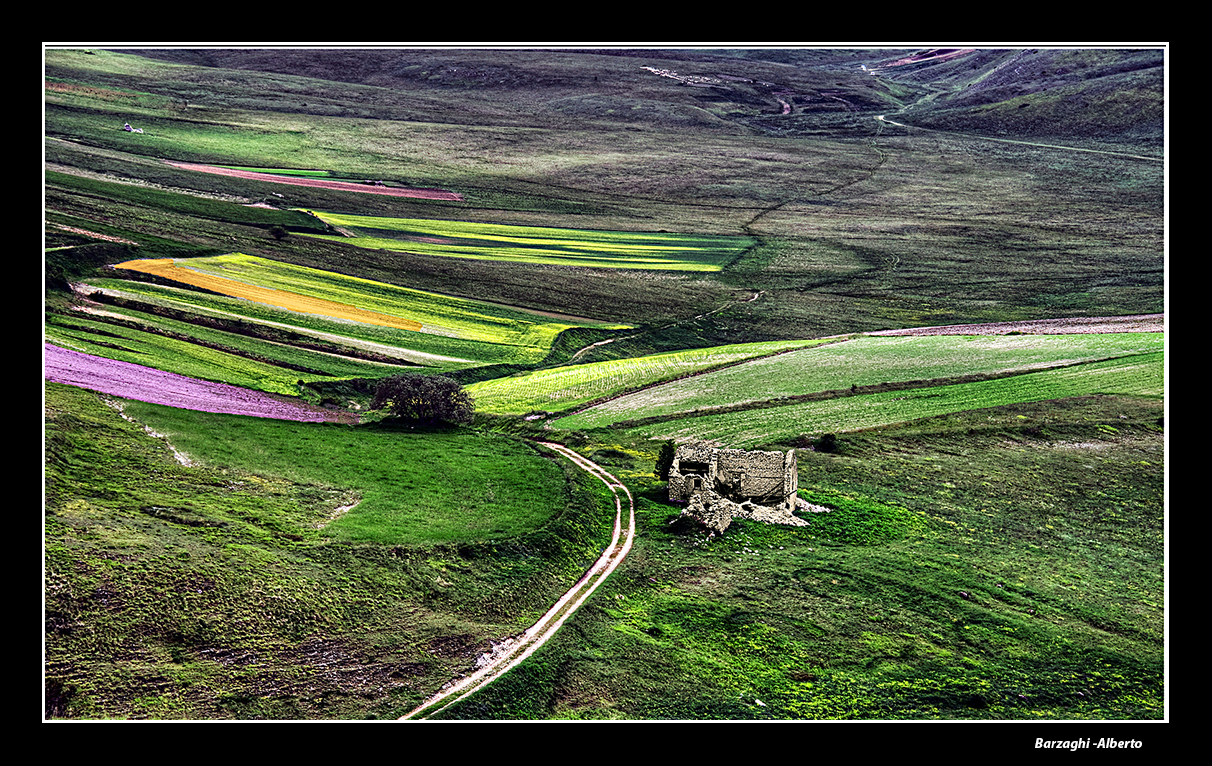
<box><xmin>114</xmin><ymin>259</ymin><xmax>424</xmax><ymax>332</ymax></box>
<box><xmin>165</xmin><ymin>162</ymin><xmax>464</xmax><ymax>200</ymax></box>
<box><xmin>44</xmin><ymin>343</ymin><xmax>353</xmax><ymax>423</ymax></box>
<box><xmin>401</xmin><ymin>443</ymin><xmax>634</xmax><ymax>721</ymax></box>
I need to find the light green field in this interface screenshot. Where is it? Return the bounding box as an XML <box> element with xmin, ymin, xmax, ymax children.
<box><xmin>118</xmin><ymin>398</ymin><xmax>577</xmax><ymax>546</ymax></box>
<box><xmin>304</xmin><ymin>212</ymin><xmax>751</xmax><ymax>271</ymax></box>
<box><xmin>556</xmin><ymin>333</ymin><xmax>1165</xmax><ymax>429</ymax></box>
<box><xmin>619</xmin><ymin>351</ymin><xmax>1164</xmax><ymax>447</ymax></box>
<box><xmin>467</xmin><ymin>339</ymin><xmax>831</xmax><ymax>414</ymax></box>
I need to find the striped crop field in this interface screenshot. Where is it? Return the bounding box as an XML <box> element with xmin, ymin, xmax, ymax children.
<box><xmin>45</xmin><ymin>309</ymin><xmax>411</xmax><ymax>396</ymax></box>
<box><xmin>46</xmin><ymin>313</ymin><xmax>338</xmax><ymax>397</ymax></box>
<box><xmin>73</xmin><ymin>279</ymin><xmax>484</xmax><ymax>368</ymax></box>
<box><xmin>45</xmin><ymin>344</ymin><xmax>353</xmax><ymax>423</ymax></box>
<box><xmin>466</xmin><ymin>339</ymin><xmax>829</xmax><ymax>414</ymax></box>
<box><xmin>302</xmin><ymin>212</ymin><xmax>751</xmax><ymax>271</ymax></box>
<box><xmin>619</xmin><ymin>351</ymin><xmax>1164</xmax><ymax>448</ymax></box>
<box><xmin>115</xmin><ymin>257</ymin><xmax>423</xmax><ymax>332</ymax></box>
<box><xmin>112</xmin><ymin>254</ymin><xmax>615</xmax><ymax>364</ymax></box>
<box><xmin>554</xmin><ymin>333</ymin><xmax>1165</xmax><ymax>430</ymax></box>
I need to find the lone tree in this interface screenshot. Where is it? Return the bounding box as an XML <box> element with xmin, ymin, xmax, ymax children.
<box><xmin>371</xmin><ymin>374</ymin><xmax>475</xmax><ymax>426</ymax></box>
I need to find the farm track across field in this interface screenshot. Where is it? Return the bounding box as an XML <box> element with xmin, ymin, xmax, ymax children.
<box><xmin>400</xmin><ymin>443</ymin><xmax>634</xmax><ymax>721</ymax></box>
<box><xmin>864</xmin><ymin>314</ymin><xmax>1165</xmax><ymax>336</ymax></box>
<box><xmin>874</xmin><ymin>115</ymin><xmax>1165</xmax><ymax>162</ymax></box>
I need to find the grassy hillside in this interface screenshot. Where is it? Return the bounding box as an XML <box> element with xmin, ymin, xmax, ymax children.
<box><xmin>44</xmin><ymin>46</ymin><xmax>1165</xmax><ymax>721</ymax></box>
<box><xmin>436</xmin><ymin>396</ymin><xmax>1163</xmax><ymax>720</ymax></box>
<box><xmin>44</xmin><ymin>382</ymin><xmax>618</xmax><ymax>718</ymax></box>
<box><xmin>880</xmin><ymin>48</ymin><xmax>1165</xmax><ymax>147</ymax></box>
<box><xmin>301</xmin><ymin>212</ymin><xmax>751</xmax><ymax>271</ymax></box>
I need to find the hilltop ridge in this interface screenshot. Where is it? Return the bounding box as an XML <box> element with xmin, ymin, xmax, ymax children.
<box><xmin>117</xmin><ymin>46</ymin><xmax>1163</xmax><ymax>146</ymax></box>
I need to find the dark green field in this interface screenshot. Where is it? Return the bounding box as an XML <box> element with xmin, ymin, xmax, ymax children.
<box><xmin>44</xmin><ymin>46</ymin><xmax>1165</xmax><ymax>722</ymax></box>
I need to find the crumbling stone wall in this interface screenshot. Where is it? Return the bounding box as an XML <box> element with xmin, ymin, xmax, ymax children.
<box><xmin>668</xmin><ymin>443</ymin><xmax>803</xmax><ymax>534</ymax></box>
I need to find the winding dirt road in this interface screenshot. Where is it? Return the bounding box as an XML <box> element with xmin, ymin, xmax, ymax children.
<box><xmin>400</xmin><ymin>442</ymin><xmax>635</xmax><ymax>720</ymax></box>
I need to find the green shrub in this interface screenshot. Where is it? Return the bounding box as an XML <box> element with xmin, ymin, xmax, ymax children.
<box><xmin>655</xmin><ymin>439</ymin><xmax>676</xmax><ymax>480</ymax></box>
<box><xmin>371</xmin><ymin>373</ymin><xmax>475</xmax><ymax>426</ymax></box>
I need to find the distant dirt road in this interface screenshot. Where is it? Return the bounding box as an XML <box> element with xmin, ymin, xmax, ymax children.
<box><xmin>400</xmin><ymin>443</ymin><xmax>635</xmax><ymax>721</ymax></box>
<box><xmin>866</xmin><ymin>314</ymin><xmax>1165</xmax><ymax>336</ymax></box>
<box><xmin>873</xmin><ymin>116</ymin><xmax>1163</xmax><ymax>162</ymax></box>
<box><xmin>165</xmin><ymin>162</ymin><xmax>465</xmax><ymax>200</ymax></box>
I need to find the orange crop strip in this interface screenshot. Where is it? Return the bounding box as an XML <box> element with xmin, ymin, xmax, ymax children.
<box><xmin>114</xmin><ymin>259</ymin><xmax>423</xmax><ymax>332</ymax></box>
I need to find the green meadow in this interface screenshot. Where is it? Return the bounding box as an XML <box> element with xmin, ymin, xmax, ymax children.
<box><xmin>436</xmin><ymin>395</ymin><xmax>1163</xmax><ymax>720</ymax></box>
<box><xmin>220</xmin><ymin>166</ymin><xmax>333</xmax><ymax>177</ymax></box>
<box><xmin>119</xmin><ymin>400</ymin><xmax>572</xmax><ymax>546</ymax></box>
<box><xmin>45</xmin><ymin>47</ymin><xmax>1164</xmax><ymax>721</ymax></box>
<box><xmin>44</xmin><ymin>382</ymin><xmax>618</xmax><ymax>719</ymax></box>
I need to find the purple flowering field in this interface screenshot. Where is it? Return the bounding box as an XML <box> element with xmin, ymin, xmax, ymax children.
<box><xmin>44</xmin><ymin>343</ymin><xmax>355</xmax><ymax>423</ymax></box>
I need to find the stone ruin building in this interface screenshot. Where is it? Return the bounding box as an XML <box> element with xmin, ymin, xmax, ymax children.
<box><xmin>667</xmin><ymin>443</ymin><xmax>808</xmax><ymax>535</ymax></box>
